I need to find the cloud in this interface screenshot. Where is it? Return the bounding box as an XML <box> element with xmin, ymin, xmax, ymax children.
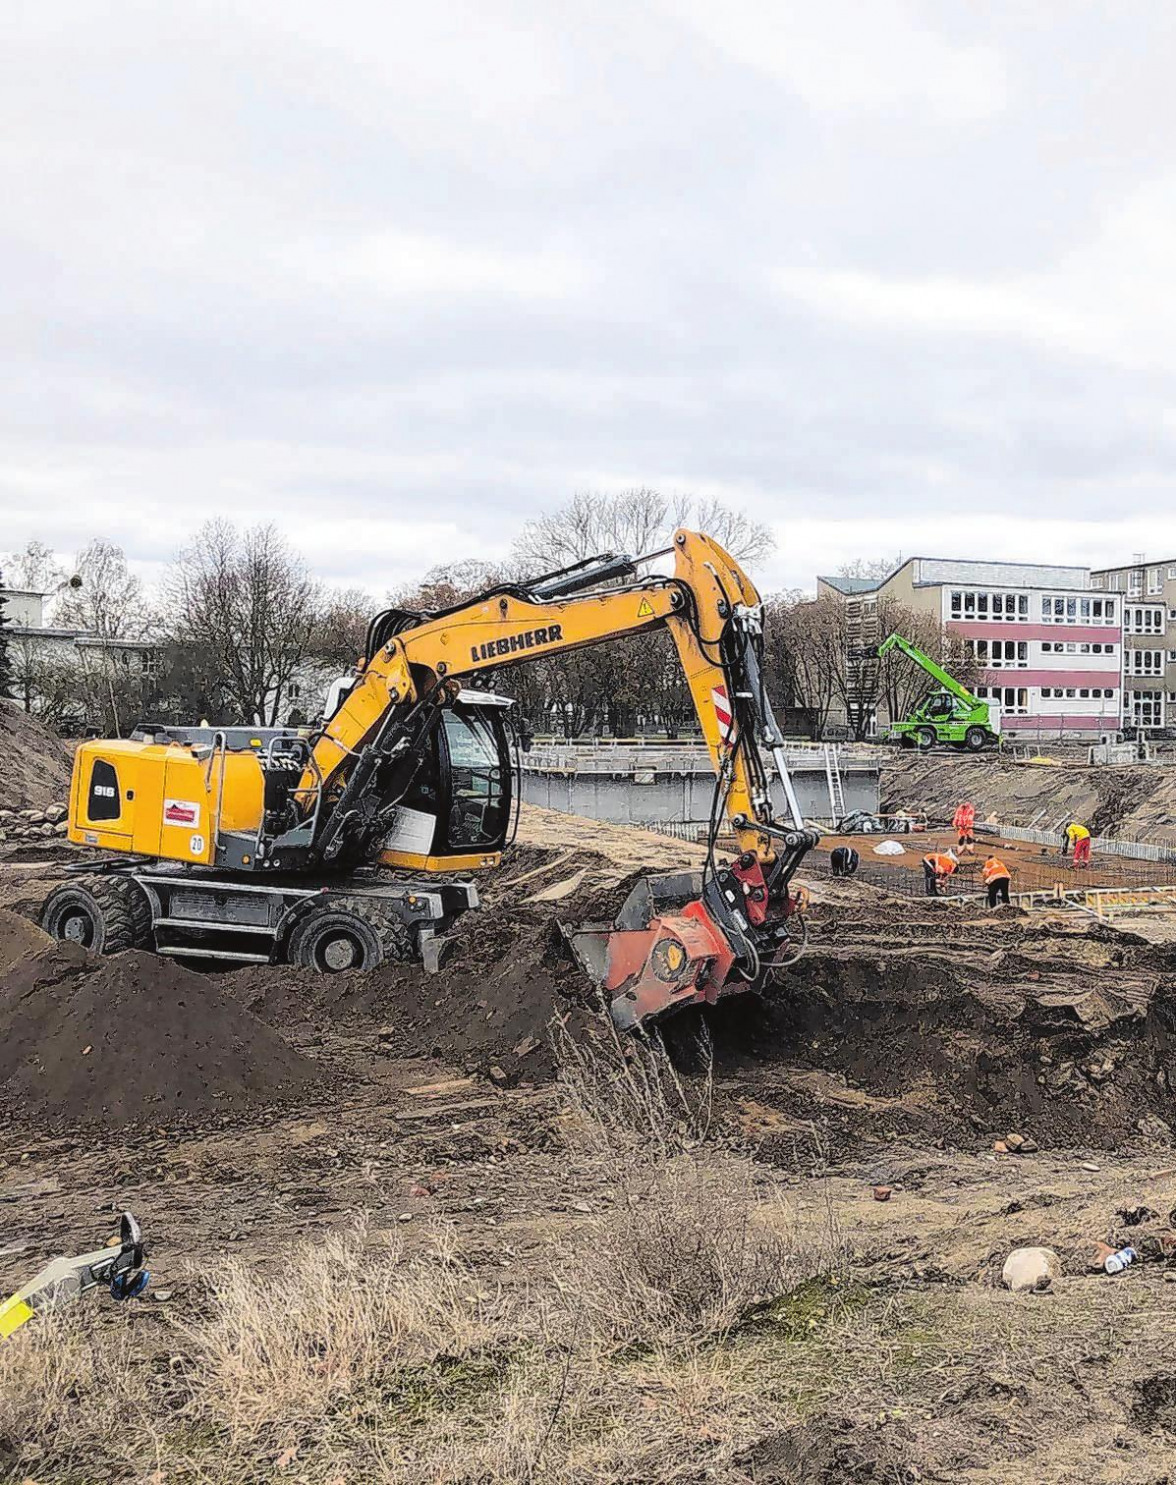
<box><xmin>3</xmin><ymin>0</ymin><xmax>1176</xmax><ymax>605</ymax></box>
<box><xmin>662</xmin><ymin>0</ymin><xmax>1007</xmax><ymax>121</ymax></box>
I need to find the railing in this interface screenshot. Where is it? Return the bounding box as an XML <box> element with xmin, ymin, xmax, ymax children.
<box><xmin>523</xmin><ymin>740</ymin><xmax>881</xmax><ymax>773</ymax></box>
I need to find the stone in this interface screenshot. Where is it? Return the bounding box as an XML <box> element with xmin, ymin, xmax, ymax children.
<box><xmin>1019</xmin><ymin>1138</ymin><xmax>1039</xmax><ymax>1154</ymax></box>
<box><xmin>52</xmin><ymin>822</ymin><xmax>68</xmax><ymax>835</ymax></box>
<box><xmin>1002</xmin><ymin>1246</ymin><xmax>1061</xmax><ymax>1293</ymax></box>
<box><xmin>45</xmin><ymin>804</ymin><xmax>68</xmax><ymax>823</ymax></box>
<box><xmin>1004</xmin><ymin>1133</ymin><xmax>1026</xmax><ymax>1151</ymax></box>
<box><xmin>872</xmin><ymin>1185</ymin><xmax>893</xmax><ymax>1202</ymax></box>
<box><xmin>993</xmin><ymin>1140</ymin><xmax>1008</xmax><ymax>1154</ymax></box>
<box><xmin>486</xmin><ymin>1065</ymin><xmax>511</xmax><ymax>1087</ymax></box>
<box><xmin>1138</xmin><ymin>1114</ymin><xmax>1174</xmax><ymax>1144</ymax></box>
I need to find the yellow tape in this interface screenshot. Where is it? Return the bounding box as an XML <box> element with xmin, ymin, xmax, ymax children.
<box><xmin>0</xmin><ymin>1295</ymin><xmax>36</xmax><ymax>1339</ymax></box>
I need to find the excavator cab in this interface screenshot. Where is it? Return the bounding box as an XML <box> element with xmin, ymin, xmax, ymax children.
<box><xmin>378</xmin><ymin>692</ymin><xmax>517</xmax><ymax>872</ymax></box>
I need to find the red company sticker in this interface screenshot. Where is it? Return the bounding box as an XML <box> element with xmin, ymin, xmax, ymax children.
<box><xmin>164</xmin><ymin>798</ymin><xmax>201</xmax><ymax>828</ymax></box>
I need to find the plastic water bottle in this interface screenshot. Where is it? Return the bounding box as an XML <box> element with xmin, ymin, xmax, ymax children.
<box><xmin>1104</xmin><ymin>1246</ymin><xmax>1137</xmax><ymax>1275</ymax></box>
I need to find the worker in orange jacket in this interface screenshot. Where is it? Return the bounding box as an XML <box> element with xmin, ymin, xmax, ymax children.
<box><xmin>922</xmin><ymin>849</ymin><xmax>958</xmax><ymax>897</ymax></box>
<box><xmin>982</xmin><ymin>855</ymin><xmax>1012</xmax><ymax>908</ymax></box>
<box><xmin>952</xmin><ymin>802</ymin><xmax>976</xmax><ymax>855</ymax></box>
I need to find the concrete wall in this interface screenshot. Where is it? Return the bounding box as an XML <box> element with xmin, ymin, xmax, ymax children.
<box><xmin>521</xmin><ymin>757</ymin><xmax>880</xmax><ymax>826</ymax></box>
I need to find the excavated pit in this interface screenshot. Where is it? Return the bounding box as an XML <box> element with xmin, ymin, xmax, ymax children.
<box><xmin>1</xmin><ymin>807</ymin><xmax>1174</xmax><ymax>1154</ymax></box>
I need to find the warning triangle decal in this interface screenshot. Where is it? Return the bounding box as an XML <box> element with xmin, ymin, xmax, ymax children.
<box><xmin>637</xmin><ymin>598</ymin><xmax>654</xmax><ymax>617</ymax></box>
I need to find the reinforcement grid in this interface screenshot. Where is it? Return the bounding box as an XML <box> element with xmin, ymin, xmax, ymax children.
<box><xmin>853</xmin><ymin>851</ymin><xmax>1176</xmax><ymax>900</ymax></box>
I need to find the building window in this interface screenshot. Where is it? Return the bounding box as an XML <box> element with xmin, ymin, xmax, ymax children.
<box><xmin>974</xmin><ymin>639</ymin><xmax>1028</xmax><ymax>667</ymax></box>
<box><xmin>975</xmin><ymin>686</ymin><xmax>1028</xmax><ymax>714</ymax></box>
<box><xmin>1126</xmin><ymin>690</ymin><xmax>1164</xmax><ymax>728</ymax></box>
<box><xmin>1129</xmin><ymin>571</ymin><xmax>1143</xmax><ymax>595</ymax></box>
<box><xmin>140</xmin><ymin>649</ymin><xmax>160</xmax><ymax>679</ymax></box>
<box><xmin>1168</xmin><ymin>567</ymin><xmax>1176</xmax><ymax>581</ymax></box>
<box><xmin>1125</xmin><ymin>606</ymin><xmax>1164</xmax><ymax>635</ymax></box>
<box><xmin>1127</xmin><ymin>649</ymin><xmax>1164</xmax><ymax>676</ymax></box>
<box><xmin>1108</xmin><ymin>573</ymin><xmax>1121</xmax><ymax>590</ymax></box>
<box><xmin>1091</xmin><ymin>574</ymin><xmax>1104</xmax><ymax>589</ymax></box>
<box><xmin>1149</xmin><ymin>568</ymin><xmax>1162</xmax><ymax>594</ymax></box>
<box><xmin>952</xmin><ymin>590</ymin><xmax>1028</xmax><ymax>622</ymax></box>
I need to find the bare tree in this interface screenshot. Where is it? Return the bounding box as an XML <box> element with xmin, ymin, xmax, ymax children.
<box><xmin>163</xmin><ymin>522</ymin><xmax>323</xmax><ymax>725</ymax></box>
<box><xmin>763</xmin><ymin>593</ymin><xmax>843</xmax><ymax>738</ymax></box>
<box><xmin>2</xmin><ymin>540</ymin><xmax>66</xmax><ymax>595</ymax></box>
<box><xmin>508</xmin><ymin>491</ymin><xmax>772</xmax><ymax>735</ymax></box>
<box><xmin>56</xmin><ymin>540</ymin><xmax>145</xmax><ymax>639</ymax></box>
<box><xmin>837</xmin><ymin>555</ymin><xmax>902</xmax><ymax>582</ymax></box>
<box><xmin>514</xmin><ymin>489</ymin><xmax>773</xmax><ymax>574</ymax></box>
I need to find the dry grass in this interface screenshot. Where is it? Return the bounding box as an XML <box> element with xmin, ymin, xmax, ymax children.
<box><xmin>0</xmin><ymin>1036</ymin><xmax>905</xmax><ymax>1483</ymax></box>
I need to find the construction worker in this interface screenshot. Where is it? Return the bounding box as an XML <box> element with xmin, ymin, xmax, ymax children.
<box><xmin>922</xmin><ymin>848</ymin><xmax>958</xmax><ymax>897</ymax></box>
<box><xmin>952</xmin><ymin>801</ymin><xmax>977</xmax><ymax>856</ymax></box>
<box><xmin>1064</xmin><ymin>821</ymin><xmax>1093</xmax><ymax>868</ymax></box>
<box><xmin>982</xmin><ymin>854</ymin><xmax>1012</xmax><ymax>908</ymax></box>
<box><xmin>830</xmin><ymin>845</ymin><xmax>860</xmax><ymax>877</ymax></box>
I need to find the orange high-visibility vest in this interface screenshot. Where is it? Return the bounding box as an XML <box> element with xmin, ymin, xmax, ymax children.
<box><xmin>982</xmin><ymin>858</ymin><xmax>1010</xmax><ymax>884</ymax></box>
<box><xmin>924</xmin><ymin>853</ymin><xmax>957</xmax><ymax>876</ymax></box>
<box><xmin>953</xmin><ymin>804</ymin><xmax>975</xmax><ymax>832</ymax></box>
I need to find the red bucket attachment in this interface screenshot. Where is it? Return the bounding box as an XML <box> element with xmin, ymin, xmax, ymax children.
<box><xmin>568</xmin><ymin>872</ymin><xmax>740</xmax><ymax>1032</ymax></box>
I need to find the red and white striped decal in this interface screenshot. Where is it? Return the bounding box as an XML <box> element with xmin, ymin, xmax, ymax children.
<box><xmin>712</xmin><ymin>684</ymin><xmax>734</xmax><ymax>742</ymax></box>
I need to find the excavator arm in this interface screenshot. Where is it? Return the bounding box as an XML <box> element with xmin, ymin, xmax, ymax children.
<box><xmin>295</xmin><ymin>528</ymin><xmax>819</xmax><ymax>1028</ymax></box>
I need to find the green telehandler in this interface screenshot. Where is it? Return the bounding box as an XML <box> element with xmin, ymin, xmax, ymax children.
<box><xmin>853</xmin><ymin>632</ymin><xmax>1001</xmax><ymax>752</ymax></box>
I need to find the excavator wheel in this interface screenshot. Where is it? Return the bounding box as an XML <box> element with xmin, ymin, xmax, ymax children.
<box><xmin>40</xmin><ymin>876</ymin><xmax>152</xmax><ymax>955</ymax></box>
<box><xmin>916</xmin><ymin>727</ymin><xmax>936</xmax><ymax>752</ymax></box>
<box><xmin>964</xmin><ymin>726</ymin><xmax>988</xmax><ymax>752</ymax></box>
<box><xmin>286</xmin><ymin>899</ymin><xmax>412</xmax><ymax>973</ymax></box>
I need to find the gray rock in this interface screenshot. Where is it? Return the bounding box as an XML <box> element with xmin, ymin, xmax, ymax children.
<box><xmin>1002</xmin><ymin>1246</ymin><xmax>1061</xmax><ymax>1293</ymax></box>
<box><xmin>45</xmin><ymin>804</ymin><xmax>68</xmax><ymax>824</ymax></box>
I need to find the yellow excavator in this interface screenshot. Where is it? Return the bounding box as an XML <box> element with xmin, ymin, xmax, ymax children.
<box><xmin>39</xmin><ymin>530</ymin><xmax>818</xmax><ymax>1030</ymax></box>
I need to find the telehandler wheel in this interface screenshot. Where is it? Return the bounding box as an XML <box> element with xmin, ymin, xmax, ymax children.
<box><xmin>964</xmin><ymin>726</ymin><xmax>988</xmax><ymax>752</ymax></box>
<box><xmin>287</xmin><ymin>900</ymin><xmax>412</xmax><ymax>973</ymax></box>
<box><xmin>40</xmin><ymin>877</ymin><xmax>152</xmax><ymax>955</ymax></box>
<box><xmin>916</xmin><ymin>727</ymin><xmax>936</xmax><ymax>752</ymax></box>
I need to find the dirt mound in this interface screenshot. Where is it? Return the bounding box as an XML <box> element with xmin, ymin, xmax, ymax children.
<box><xmin>881</xmin><ymin>751</ymin><xmax>1176</xmax><ymax>842</ymax></box>
<box><xmin>0</xmin><ymin>942</ymin><xmax>320</xmax><ymax>1127</ymax></box>
<box><xmin>0</xmin><ymin>907</ymin><xmax>51</xmax><ymax>973</ymax></box>
<box><xmin>231</xmin><ymin>843</ymin><xmax>671</xmax><ymax>1079</ymax></box>
<box><xmin>0</xmin><ymin>702</ymin><xmax>72</xmax><ymax>812</ymax></box>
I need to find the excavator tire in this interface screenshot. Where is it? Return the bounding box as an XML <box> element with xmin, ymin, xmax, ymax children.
<box><xmin>916</xmin><ymin>727</ymin><xmax>937</xmax><ymax>752</ymax></box>
<box><xmin>964</xmin><ymin>726</ymin><xmax>988</xmax><ymax>752</ymax></box>
<box><xmin>286</xmin><ymin>898</ymin><xmax>413</xmax><ymax>973</ymax></box>
<box><xmin>40</xmin><ymin>876</ymin><xmax>153</xmax><ymax>955</ymax></box>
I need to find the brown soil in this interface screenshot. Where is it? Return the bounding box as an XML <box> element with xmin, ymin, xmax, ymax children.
<box><xmin>0</xmin><ymin>939</ymin><xmax>320</xmax><ymax>1127</ymax></box>
<box><xmin>882</xmin><ymin>750</ymin><xmax>1176</xmax><ymax>841</ymax></box>
<box><xmin>5</xmin><ymin>804</ymin><xmax>1176</xmax><ymax>1482</ymax></box>
<box><xmin>0</xmin><ymin>702</ymin><xmax>72</xmax><ymax>811</ymax></box>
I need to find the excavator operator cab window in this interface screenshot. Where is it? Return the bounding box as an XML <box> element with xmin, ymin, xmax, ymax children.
<box><xmin>438</xmin><ymin>703</ymin><xmax>512</xmax><ymax>852</ymax></box>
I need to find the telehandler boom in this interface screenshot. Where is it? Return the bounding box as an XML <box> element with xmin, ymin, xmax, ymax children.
<box><xmin>41</xmin><ymin>530</ymin><xmax>819</xmax><ymax>1030</ymax></box>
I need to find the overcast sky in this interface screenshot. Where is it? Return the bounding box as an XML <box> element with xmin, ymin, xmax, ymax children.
<box><xmin>4</xmin><ymin>1</ymin><xmax>1176</xmax><ymax>597</ymax></box>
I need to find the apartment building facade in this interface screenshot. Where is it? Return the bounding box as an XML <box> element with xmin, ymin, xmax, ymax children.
<box><xmin>1090</xmin><ymin>558</ymin><xmax>1176</xmax><ymax>731</ymax></box>
<box><xmin>818</xmin><ymin>558</ymin><xmax>1122</xmax><ymax>739</ymax></box>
